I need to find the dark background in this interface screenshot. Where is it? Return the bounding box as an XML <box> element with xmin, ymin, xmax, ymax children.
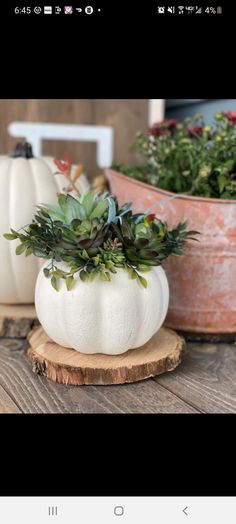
<box><xmin>1</xmin><ymin>0</ymin><xmax>233</xmax><ymax>98</ymax></box>
<box><xmin>0</xmin><ymin>415</ymin><xmax>235</xmax><ymax>495</ymax></box>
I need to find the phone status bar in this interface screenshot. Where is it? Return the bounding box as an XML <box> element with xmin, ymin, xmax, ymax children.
<box><xmin>13</xmin><ymin>4</ymin><xmax>224</xmax><ymax>17</ymax></box>
<box><xmin>156</xmin><ymin>5</ymin><xmax>223</xmax><ymax>14</ymax></box>
<box><xmin>14</xmin><ymin>5</ymin><xmax>102</xmax><ymax>15</ymax></box>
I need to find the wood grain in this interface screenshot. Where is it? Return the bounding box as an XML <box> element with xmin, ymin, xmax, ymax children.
<box><xmin>1</xmin><ymin>334</ymin><xmax>236</xmax><ymax>413</ymax></box>
<box><xmin>0</xmin><ymin>304</ymin><xmax>38</xmax><ymax>337</ymax></box>
<box><xmin>94</xmin><ymin>99</ymin><xmax>148</xmax><ymax>165</ymax></box>
<box><xmin>0</xmin><ymin>336</ymin><xmax>197</xmax><ymax>413</ymax></box>
<box><xmin>156</xmin><ymin>341</ymin><xmax>236</xmax><ymax>413</ymax></box>
<box><xmin>27</xmin><ymin>326</ymin><xmax>185</xmax><ymax>385</ymax></box>
<box><xmin>0</xmin><ymin>384</ymin><xmax>21</xmax><ymax>413</ymax></box>
<box><xmin>67</xmin><ymin>381</ymin><xmax>199</xmax><ymax>413</ymax></box>
<box><xmin>0</xmin><ymin>337</ymin><xmax>71</xmax><ymax>413</ymax></box>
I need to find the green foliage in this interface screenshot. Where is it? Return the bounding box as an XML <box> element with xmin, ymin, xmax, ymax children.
<box><xmin>113</xmin><ymin>112</ymin><xmax>236</xmax><ymax>199</ymax></box>
<box><xmin>66</xmin><ymin>276</ymin><xmax>75</xmax><ymax>291</ymax></box>
<box><xmin>4</xmin><ymin>190</ymin><xmax>199</xmax><ymax>290</ymax></box>
<box><xmin>112</xmin><ymin>215</ymin><xmax>198</xmax><ymax>269</ymax></box>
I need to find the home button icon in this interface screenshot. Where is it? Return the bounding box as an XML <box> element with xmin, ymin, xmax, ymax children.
<box><xmin>114</xmin><ymin>506</ymin><xmax>124</xmax><ymax>516</ymax></box>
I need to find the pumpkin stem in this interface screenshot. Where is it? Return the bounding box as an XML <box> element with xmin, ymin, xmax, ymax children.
<box><xmin>11</xmin><ymin>142</ymin><xmax>34</xmax><ymax>159</ymax></box>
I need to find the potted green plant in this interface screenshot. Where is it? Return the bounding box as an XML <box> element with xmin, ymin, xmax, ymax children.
<box><xmin>4</xmin><ymin>158</ymin><xmax>197</xmax><ymax>355</ymax></box>
<box><xmin>106</xmin><ymin>112</ymin><xmax>236</xmax><ymax>335</ymax></box>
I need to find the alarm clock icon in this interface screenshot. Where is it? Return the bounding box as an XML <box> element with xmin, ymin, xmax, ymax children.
<box><xmin>85</xmin><ymin>5</ymin><xmax>93</xmax><ymax>14</ymax></box>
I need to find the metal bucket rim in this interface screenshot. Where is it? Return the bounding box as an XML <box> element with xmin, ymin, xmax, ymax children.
<box><xmin>105</xmin><ymin>168</ymin><xmax>236</xmax><ymax>206</ymax></box>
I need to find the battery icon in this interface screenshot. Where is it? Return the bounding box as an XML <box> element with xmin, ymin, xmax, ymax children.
<box><xmin>44</xmin><ymin>5</ymin><xmax>52</xmax><ymax>13</ymax></box>
<box><xmin>217</xmin><ymin>5</ymin><xmax>222</xmax><ymax>13</ymax></box>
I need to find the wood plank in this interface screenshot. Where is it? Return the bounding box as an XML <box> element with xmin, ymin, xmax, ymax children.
<box><xmin>155</xmin><ymin>342</ymin><xmax>236</xmax><ymax>413</ymax></box>
<box><xmin>69</xmin><ymin>381</ymin><xmax>199</xmax><ymax>413</ymax></box>
<box><xmin>0</xmin><ymin>384</ymin><xmax>21</xmax><ymax>413</ymax></box>
<box><xmin>0</xmin><ymin>338</ymin><xmax>71</xmax><ymax>413</ymax></box>
<box><xmin>27</xmin><ymin>326</ymin><xmax>185</xmax><ymax>386</ymax></box>
<box><xmin>94</xmin><ymin>99</ymin><xmax>148</xmax><ymax>165</ymax></box>
<box><xmin>0</xmin><ymin>336</ymin><xmax>197</xmax><ymax>413</ymax></box>
<box><xmin>37</xmin><ymin>99</ymin><xmax>97</xmax><ymax>179</ymax></box>
<box><xmin>0</xmin><ymin>304</ymin><xmax>38</xmax><ymax>337</ymax></box>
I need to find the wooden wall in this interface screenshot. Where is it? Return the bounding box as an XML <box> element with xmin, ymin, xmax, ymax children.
<box><xmin>0</xmin><ymin>99</ymin><xmax>148</xmax><ymax>179</ymax></box>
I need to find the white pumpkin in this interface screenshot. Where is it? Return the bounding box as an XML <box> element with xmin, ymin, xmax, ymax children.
<box><xmin>35</xmin><ymin>263</ymin><xmax>169</xmax><ymax>355</ymax></box>
<box><xmin>0</xmin><ymin>143</ymin><xmax>90</xmax><ymax>304</ymax></box>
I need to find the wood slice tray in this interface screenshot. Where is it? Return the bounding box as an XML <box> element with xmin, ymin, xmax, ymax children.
<box><xmin>27</xmin><ymin>326</ymin><xmax>185</xmax><ymax>385</ymax></box>
<box><xmin>0</xmin><ymin>304</ymin><xmax>38</xmax><ymax>338</ymax></box>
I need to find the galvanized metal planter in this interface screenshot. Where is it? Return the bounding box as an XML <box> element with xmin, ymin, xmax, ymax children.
<box><xmin>106</xmin><ymin>168</ymin><xmax>236</xmax><ymax>334</ymax></box>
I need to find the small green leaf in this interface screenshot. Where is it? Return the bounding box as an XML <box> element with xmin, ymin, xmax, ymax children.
<box><xmin>66</xmin><ymin>276</ymin><xmax>74</xmax><ymax>291</ymax></box>
<box><xmin>33</xmin><ymin>249</ymin><xmax>49</xmax><ymax>258</ymax></box>
<box><xmin>53</xmin><ymin>268</ymin><xmax>67</xmax><ymax>277</ymax></box>
<box><xmin>89</xmin><ymin>270</ymin><xmax>97</xmax><ymax>282</ymax></box>
<box><xmin>218</xmin><ymin>174</ymin><xmax>227</xmax><ymax>194</ymax></box>
<box><xmin>38</xmin><ymin>204</ymin><xmax>64</xmax><ymax>221</ymax></box>
<box><xmin>126</xmin><ymin>265</ymin><xmax>137</xmax><ymax>279</ymax></box>
<box><xmin>137</xmin><ymin>264</ymin><xmax>151</xmax><ymax>272</ymax></box>
<box><xmin>92</xmin><ymin>255</ymin><xmax>100</xmax><ymax>266</ymax></box>
<box><xmin>105</xmin><ymin>261</ymin><xmax>117</xmax><ymax>273</ymax></box>
<box><xmin>51</xmin><ymin>275</ymin><xmax>59</xmax><ymax>291</ymax></box>
<box><xmin>80</xmin><ymin>270</ymin><xmax>88</xmax><ymax>282</ymax></box>
<box><xmin>16</xmin><ymin>243</ymin><xmax>26</xmax><ymax>255</ymax></box>
<box><xmin>136</xmin><ymin>223</ymin><xmax>148</xmax><ymax>236</ymax></box>
<box><xmin>82</xmin><ymin>249</ymin><xmax>89</xmax><ymax>260</ymax></box>
<box><xmin>65</xmin><ymin>195</ymin><xmax>86</xmax><ymax>222</ymax></box>
<box><xmin>25</xmin><ymin>247</ymin><xmax>32</xmax><ymax>257</ymax></box>
<box><xmin>101</xmin><ymin>271</ymin><xmax>111</xmax><ymax>281</ymax></box>
<box><xmin>90</xmin><ymin>199</ymin><xmax>108</xmax><ymax>219</ymax></box>
<box><xmin>106</xmin><ymin>197</ymin><xmax>117</xmax><ymax>224</ymax></box>
<box><xmin>43</xmin><ymin>268</ymin><xmax>50</xmax><ymax>278</ymax></box>
<box><xmin>3</xmin><ymin>233</ymin><xmax>18</xmax><ymax>240</ymax></box>
<box><xmin>138</xmin><ymin>275</ymin><xmax>148</xmax><ymax>288</ymax></box>
<box><xmin>58</xmin><ymin>194</ymin><xmax>68</xmax><ymax>214</ymax></box>
<box><xmin>81</xmin><ymin>192</ymin><xmax>96</xmax><ymax>216</ymax></box>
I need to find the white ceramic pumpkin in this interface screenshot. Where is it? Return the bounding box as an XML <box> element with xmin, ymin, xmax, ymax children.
<box><xmin>0</xmin><ymin>143</ymin><xmax>90</xmax><ymax>304</ymax></box>
<box><xmin>35</xmin><ymin>262</ymin><xmax>169</xmax><ymax>355</ymax></box>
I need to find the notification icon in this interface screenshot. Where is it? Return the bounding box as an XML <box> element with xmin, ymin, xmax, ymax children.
<box><xmin>64</xmin><ymin>5</ymin><xmax>73</xmax><ymax>14</ymax></box>
<box><xmin>85</xmin><ymin>5</ymin><xmax>93</xmax><ymax>14</ymax></box>
<box><xmin>44</xmin><ymin>5</ymin><xmax>52</xmax><ymax>13</ymax></box>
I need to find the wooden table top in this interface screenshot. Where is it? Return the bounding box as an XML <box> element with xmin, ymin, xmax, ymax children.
<box><xmin>0</xmin><ymin>335</ymin><xmax>236</xmax><ymax>413</ymax></box>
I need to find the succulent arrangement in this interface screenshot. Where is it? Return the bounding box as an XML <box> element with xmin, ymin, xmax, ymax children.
<box><xmin>4</xmin><ymin>158</ymin><xmax>198</xmax><ymax>290</ymax></box>
<box><xmin>113</xmin><ymin>111</ymin><xmax>236</xmax><ymax>199</ymax></box>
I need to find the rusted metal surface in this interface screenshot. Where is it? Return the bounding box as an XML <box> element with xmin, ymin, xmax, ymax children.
<box><xmin>106</xmin><ymin>169</ymin><xmax>236</xmax><ymax>334</ymax></box>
